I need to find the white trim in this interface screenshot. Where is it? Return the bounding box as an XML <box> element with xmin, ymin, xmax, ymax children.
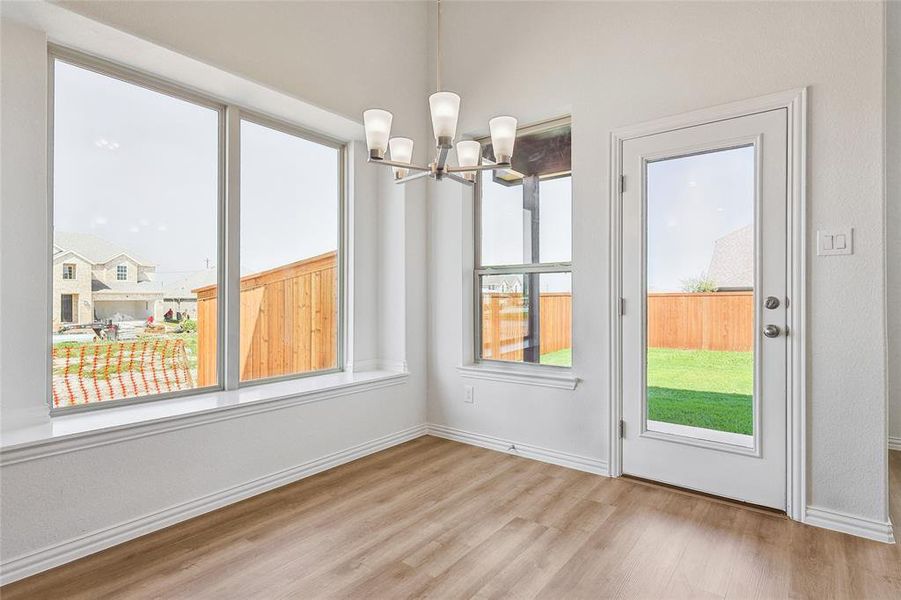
<box><xmin>889</xmin><ymin>436</ymin><xmax>901</xmax><ymax>451</ymax></box>
<box><xmin>645</xmin><ymin>420</ymin><xmax>754</xmax><ymax>450</ymax></box>
<box><xmin>804</xmin><ymin>506</ymin><xmax>895</xmax><ymax>544</ymax></box>
<box><xmin>608</xmin><ymin>88</ymin><xmax>808</xmax><ymax>519</ymax></box>
<box><xmin>427</xmin><ymin>424</ymin><xmax>606</xmax><ymax>475</ymax></box>
<box><xmin>456</xmin><ymin>363</ymin><xmax>579</xmax><ymax>390</ymax></box>
<box><xmin>1</xmin><ymin>371</ymin><xmax>409</xmax><ymax>466</ymax></box>
<box><xmin>0</xmin><ymin>424</ymin><xmax>428</xmax><ymax>586</ymax></box>
<box><xmin>353</xmin><ymin>359</ymin><xmax>409</xmax><ymax>373</ymax></box>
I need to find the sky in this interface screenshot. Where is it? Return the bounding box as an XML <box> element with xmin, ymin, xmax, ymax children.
<box><xmin>646</xmin><ymin>146</ymin><xmax>754</xmax><ymax>292</ymax></box>
<box><xmin>53</xmin><ymin>60</ymin><xmax>338</xmax><ymax>287</ymax></box>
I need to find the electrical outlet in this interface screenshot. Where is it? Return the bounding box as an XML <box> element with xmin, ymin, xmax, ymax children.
<box><xmin>464</xmin><ymin>385</ymin><xmax>474</xmax><ymax>404</ymax></box>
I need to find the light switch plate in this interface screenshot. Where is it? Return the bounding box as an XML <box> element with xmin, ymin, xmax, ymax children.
<box><xmin>817</xmin><ymin>228</ymin><xmax>853</xmax><ymax>256</ymax></box>
<box><xmin>464</xmin><ymin>385</ymin><xmax>474</xmax><ymax>404</ymax></box>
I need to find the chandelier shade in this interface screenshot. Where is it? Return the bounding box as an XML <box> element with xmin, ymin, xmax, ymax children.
<box><xmin>428</xmin><ymin>92</ymin><xmax>461</xmax><ymax>145</ymax></box>
<box><xmin>488</xmin><ymin>116</ymin><xmax>518</xmax><ymax>164</ymax></box>
<box><xmin>363</xmin><ymin>109</ymin><xmax>393</xmax><ymax>159</ymax></box>
<box><xmin>388</xmin><ymin>137</ymin><xmax>414</xmax><ymax>179</ymax></box>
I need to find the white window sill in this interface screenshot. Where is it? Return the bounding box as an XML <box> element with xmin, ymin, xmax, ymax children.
<box><xmin>0</xmin><ymin>368</ymin><xmax>408</xmax><ymax>464</ymax></box>
<box><xmin>456</xmin><ymin>363</ymin><xmax>579</xmax><ymax>390</ymax></box>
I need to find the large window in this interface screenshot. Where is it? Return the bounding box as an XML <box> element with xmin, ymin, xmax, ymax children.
<box><xmin>50</xmin><ymin>50</ymin><xmax>345</xmax><ymax>412</ymax></box>
<box><xmin>475</xmin><ymin>118</ymin><xmax>572</xmax><ymax>367</ymax></box>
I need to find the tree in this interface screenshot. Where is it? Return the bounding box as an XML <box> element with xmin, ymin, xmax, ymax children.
<box><xmin>681</xmin><ymin>273</ymin><xmax>718</xmax><ymax>293</ymax></box>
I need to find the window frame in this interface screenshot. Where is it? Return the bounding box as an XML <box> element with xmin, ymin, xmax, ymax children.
<box><xmin>473</xmin><ymin>116</ymin><xmax>573</xmax><ymax>370</ymax></box>
<box><xmin>115</xmin><ymin>264</ymin><xmax>128</xmax><ymax>281</ymax></box>
<box><xmin>47</xmin><ymin>45</ymin><xmax>347</xmax><ymax>415</ymax></box>
<box><xmin>62</xmin><ymin>263</ymin><xmax>76</xmax><ymax>280</ymax></box>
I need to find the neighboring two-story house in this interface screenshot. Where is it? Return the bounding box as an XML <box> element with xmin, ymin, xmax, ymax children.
<box><xmin>53</xmin><ymin>231</ymin><xmax>164</xmax><ymax>328</ymax></box>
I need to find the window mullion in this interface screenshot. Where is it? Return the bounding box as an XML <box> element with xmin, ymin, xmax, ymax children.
<box><xmin>475</xmin><ymin>263</ymin><xmax>572</xmax><ymax>275</ymax></box>
<box><xmin>223</xmin><ymin>106</ymin><xmax>241</xmax><ymax>391</ymax></box>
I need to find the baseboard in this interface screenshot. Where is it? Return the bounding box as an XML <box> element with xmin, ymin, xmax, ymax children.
<box><xmin>889</xmin><ymin>436</ymin><xmax>901</xmax><ymax>452</ymax></box>
<box><xmin>426</xmin><ymin>423</ymin><xmax>608</xmax><ymax>476</ymax></box>
<box><xmin>0</xmin><ymin>423</ymin><xmax>428</xmax><ymax>586</ymax></box>
<box><xmin>804</xmin><ymin>506</ymin><xmax>895</xmax><ymax>544</ymax></box>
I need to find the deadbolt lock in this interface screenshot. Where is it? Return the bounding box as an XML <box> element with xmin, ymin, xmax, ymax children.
<box><xmin>764</xmin><ymin>296</ymin><xmax>780</xmax><ymax>310</ymax></box>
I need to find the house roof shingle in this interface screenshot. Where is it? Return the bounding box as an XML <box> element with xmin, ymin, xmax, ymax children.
<box><xmin>54</xmin><ymin>231</ymin><xmax>151</xmax><ymax>266</ymax></box>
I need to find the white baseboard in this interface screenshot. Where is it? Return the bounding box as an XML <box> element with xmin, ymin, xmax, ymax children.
<box><xmin>805</xmin><ymin>506</ymin><xmax>895</xmax><ymax>544</ymax></box>
<box><xmin>889</xmin><ymin>436</ymin><xmax>901</xmax><ymax>452</ymax></box>
<box><xmin>0</xmin><ymin>424</ymin><xmax>428</xmax><ymax>586</ymax></box>
<box><xmin>426</xmin><ymin>423</ymin><xmax>608</xmax><ymax>476</ymax></box>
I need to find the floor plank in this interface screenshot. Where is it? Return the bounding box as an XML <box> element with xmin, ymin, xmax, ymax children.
<box><xmin>3</xmin><ymin>438</ymin><xmax>899</xmax><ymax>600</ymax></box>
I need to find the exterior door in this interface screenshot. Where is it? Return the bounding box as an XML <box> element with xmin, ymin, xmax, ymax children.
<box><xmin>61</xmin><ymin>294</ymin><xmax>74</xmax><ymax>324</ymax></box>
<box><xmin>621</xmin><ymin>109</ymin><xmax>788</xmax><ymax>509</ymax></box>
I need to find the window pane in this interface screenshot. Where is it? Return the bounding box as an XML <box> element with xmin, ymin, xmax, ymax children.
<box><xmin>479</xmin><ymin>175</ymin><xmax>572</xmax><ymax>267</ymax></box>
<box><xmin>537</xmin><ymin>177</ymin><xmax>572</xmax><ymax>263</ymax></box>
<box><xmin>239</xmin><ymin>120</ymin><xmax>340</xmax><ymax>383</ymax></box>
<box><xmin>645</xmin><ymin>146</ymin><xmax>755</xmax><ymax>445</ymax></box>
<box><xmin>480</xmin><ymin>272</ymin><xmax>571</xmax><ymax>366</ymax></box>
<box><xmin>479</xmin><ymin>177</ymin><xmax>525</xmax><ymax>266</ymax></box>
<box><xmin>478</xmin><ymin>120</ymin><xmax>572</xmax><ymax>268</ymax></box>
<box><xmin>52</xmin><ymin>60</ymin><xmax>219</xmax><ymax>409</ymax></box>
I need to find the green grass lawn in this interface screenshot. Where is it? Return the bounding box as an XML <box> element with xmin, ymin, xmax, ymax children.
<box><xmin>538</xmin><ymin>347</ymin><xmax>753</xmax><ymax>435</ymax></box>
<box><xmin>647</xmin><ymin>348</ymin><xmax>752</xmax><ymax>435</ymax></box>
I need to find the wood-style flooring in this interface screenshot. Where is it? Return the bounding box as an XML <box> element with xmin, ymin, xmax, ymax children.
<box><xmin>3</xmin><ymin>436</ymin><xmax>900</xmax><ymax>599</ymax></box>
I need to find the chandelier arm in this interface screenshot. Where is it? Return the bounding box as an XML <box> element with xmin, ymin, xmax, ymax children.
<box><xmin>443</xmin><ymin>172</ymin><xmax>475</xmax><ymax>186</ymax></box>
<box><xmin>367</xmin><ymin>158</ymin><xmax>432</xmax><ymax>172</ymax></box>
<box><xmin>445</xmin><ymin>162</ymin><xmax>512</xmax><ymax>173</ymax></box>
<box><xmin>393</xmin><ymin>171</ymin><xmax>432</xmax><ymax>185</ymax></box>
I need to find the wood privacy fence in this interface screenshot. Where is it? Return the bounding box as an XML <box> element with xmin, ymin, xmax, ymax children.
<box><xmin>481</xmin><ymin>290</ymin><xmax>753</xmax><ymax>359</ymax></box>
<box><xmin>481</xmin><ymin>292</ymin><xmax>572</xmax><ymax>361</ymax></box>
<box><xmin>647</xmin><ymin>291</ymin><xmax>753</xmax><ymax>352</ymax></box>
<box><xmin>193</xmin><ymin>252</ymin><xmax>337</xmax><ymax>386</ymax></box>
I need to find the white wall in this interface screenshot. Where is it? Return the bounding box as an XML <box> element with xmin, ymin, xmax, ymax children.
<box><xmin>0</xmin><ymin>0</ymin><xmax>430</xmax><ymax>578</ymax></box>
<box><xmin>888</xmin><ymin>0</ymin><xmax>901</xmax><ymax>449</ymax></box>
<box><xmin>426</xmin><ymin>1</ymin><xmax>890</xmax><ymax>524</ymax></box>
<box><xmin>1</xmin><ymin>16</ymin><xmax>50</xmax><ymax>431</ymax></box>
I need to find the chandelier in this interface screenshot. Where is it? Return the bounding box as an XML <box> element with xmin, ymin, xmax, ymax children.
<box><xmin>362</xmin><ymin>0</ymin><xmax>517</xmax><ymax>185</ymax></box>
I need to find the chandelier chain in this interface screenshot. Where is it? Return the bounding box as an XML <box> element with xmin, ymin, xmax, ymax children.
<box><xmin>436</xmin><ymin>0</ymin><xmax>442</xmax><ymax>92</ymax></box>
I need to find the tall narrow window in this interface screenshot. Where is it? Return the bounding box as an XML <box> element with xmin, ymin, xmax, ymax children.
<box><xmin>476</xmin><ymin>119</ymin><xmax>572</xmax><ymax>367</ymax></box>
<box><xmin>52</xmin><ymin>57</ymin><xmax>220</xmax><ymax>409</ymax></box>
<box><xmin>238</xmin><ymin>118</ymin><xmax>342</xmax><ymax>383</ymax></box>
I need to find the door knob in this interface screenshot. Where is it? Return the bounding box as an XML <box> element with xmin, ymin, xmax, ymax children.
<box><xmin>763</xmin><ymin>325</ymin><xmax>781</xmax><ymax>338</ymax></box>
<box><xmin>764</xmin><ymin>296</ymin><xmax>780</xmax><ymax>309</ymax></box>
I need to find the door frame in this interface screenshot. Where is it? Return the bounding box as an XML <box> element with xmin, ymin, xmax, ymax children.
<box><xmin>608</xmin><ymin>88</ymin><xmax>807</xmax><ymax>521</ymax></box>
